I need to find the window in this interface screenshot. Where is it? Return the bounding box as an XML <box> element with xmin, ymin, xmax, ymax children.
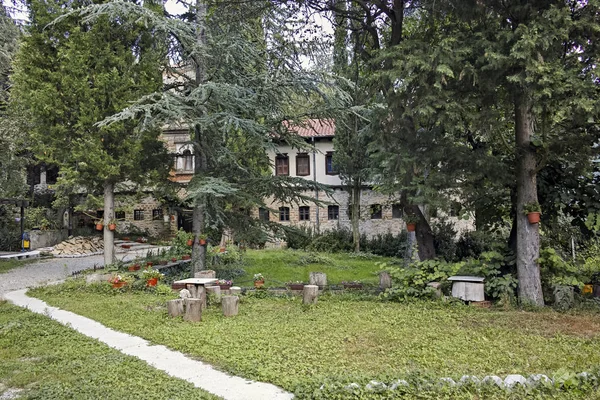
<box><xmin>328</xmin><ymin>205</ymin><xmax>339</xmax><ymax>220</ymax></box>
<box><xmin>299</xmin><ymin>206</ymin><xmax>310</xmax><ymax>221</ymax></box>
<box><xmin>182</xmin><ymin>149</ymin><xmax>193</xmax><ymax>172</ymax></box>
<box><xmin>96</xmin><ymin>210</ymin><xmax>104</xmax><ymax>219</ymax></box>
<box><xmin>115</xmin><ymin>211</ymin><xmax>125</xmax><ymax>220</ymax></box>
<box><xmin>46</xmin><ymin>166</ymin><xmax>59</xmax><ymax>184</ymax></box>
<box><xmin>279</xmin><ymin>207</ymin><xmax>290</xmax><ymax>221</ymax></box>
<box><xmin>258</xmin><ymin>207</ymin><xmax>270</xmax><ymax>222</ymax></box>
<box><xmin>392</xmin><ymin>204</ymin><xmax>403</xmax><ymax>219</ymax></box>
<box><xmin>325</xmin><ymin>152</ymin><xmax>338</xmax><ymax>175</ymax></box>
<box><xmin>152</xmin><ymin>209</ymin><xmax>163</xmax><ymax>220</ymax></box>
<box><xmin>296</xmin><ymin>153</ymin><xmax>310</xmax><ymax>176</ymax></box>
<box><xmin>275</xmin><ymin>155</ymin><xmax>289</xmax><ymax>176</ymax></box>
<box><xmin>370</xmin><ymin>204</ymin><xmax>382</xmax><ymax>219</ymax></box>
<box><xmin>134</xmin><ymin>210</ymin><xmax>144</xmax><ymax>221</ymax></box>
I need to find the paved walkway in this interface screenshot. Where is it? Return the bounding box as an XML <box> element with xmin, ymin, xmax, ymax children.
<box><xmin>4</xmin><ymin>289</ymin><xmax>294</xmax><ymax>400</ymax></box>
<box><xmin>0</xmin><ymin>248</ymin><xmax>162</xmax><ymax>296</ymax></box>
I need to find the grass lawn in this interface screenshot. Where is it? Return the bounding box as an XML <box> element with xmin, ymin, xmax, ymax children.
<box><xmin>231</xmin><ymin>249</ymin><xmax>392</xmax><ymax>287</ymax></box>
<box><xmin>0</xmin><ymin>301</ymin><xmax>219</xmax><ymax>400</ymax></box>
<box><xmin>0</xmin><ymin>258</ymin><xmax>40</xmax><ymax>274</ymax></box>
<box><xmin>30</xmin><ymin>280</ymin><xmax>600</xmax><ymax>398</ymax></box>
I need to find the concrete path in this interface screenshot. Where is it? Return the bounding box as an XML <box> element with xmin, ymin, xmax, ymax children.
<box><xmin>0</xmin><ymin>248</ymin><xmax>164</xmax><ymax>296</ymax></box>
<box><xmin>4</xmin><ymin>289</ymin><xmax>294</xmax><ymax>400</ymax></box>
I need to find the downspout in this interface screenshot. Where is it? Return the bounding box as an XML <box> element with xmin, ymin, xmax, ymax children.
<box><xmin>312</xmin><ymin>137</ymin><xmax>319</xmax><ymax>233</ymax></box>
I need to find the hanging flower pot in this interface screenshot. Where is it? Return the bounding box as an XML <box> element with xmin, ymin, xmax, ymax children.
<box><xmin>95</xmin><ymin>223</ymin><xmax>104</xmax><ymax>231</ymax></box>
<box><xmin>181</xmin><ymin>255</ymin><xmax>191</xmax><ymax>260</ymax></box>
<box><xmin>108</xmin><ymin>223</ymin><xmax>117</xmax><ymax>231</ymax></box>
<box><xmin>527</xmin><ymin>212</ymin><xmax>541</xmax><ymax>224</ymax></box>
<box><xmin>199</xmin><ymin>239</ymin><xmax>207</xmax><ymax>246</ymax></box>
<box><xmin>406</xmin><ymin>223</ymin><xmax>416</xmax><ymax>232</ymax></box>
<box><xmin>186</xmin><ymin>239</ymin><xmax>193</xmax><ymax>246</ymax></box>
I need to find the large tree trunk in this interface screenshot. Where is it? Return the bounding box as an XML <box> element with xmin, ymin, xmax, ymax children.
<box><xmin>350</xmin><ymin>181</ymin><xmax>361</xmax><ymax>252</ymax></box>
<box><xmin>404</xmin><ymin>204</ymin><xmax>435</xmax><ymax>260</ymax></box>
<box><xmin>191</xmin><ymin>0</ymin><xmax>207</xmax><ymax>275</ymax></box>
<box><xmin>103</xmin><ymin>181</ymin><xmax>115</xmax><ymax>266</ymax></box>
<box><xmin>514</xmin><ymin>93</ymin><xmax>544</xmax><ymax>306</ymax></box>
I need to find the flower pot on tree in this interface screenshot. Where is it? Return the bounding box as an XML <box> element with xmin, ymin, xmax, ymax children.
<box><xmin>524</xmin><ymin>202</ymin><xmax>542</xmax><ymax>224</ymax></box>
<box><xmin>200</xmin><ymin>239</ymin><xmax>207</xmax><ymax>246</ymax></box>
<box><xmin>186</xmin><ymin>239</ymin><xmax>193</xmax><ymax>246</ymax></box>
<box><xmin>108</xmin><ymin>223</ymin><xmax>117</xmax><ymax>231</ymax></box>
<box><xmin>95</xmin><ymin>223</ymin><xmax>104</xmax><ymax>231</ymax></box>
<box><xmin>526</xmin><ymin>212</ymin><xmax>541</xmax><ymax>224</ymax></box>
<box><xmin>406</xmin><ymin>223</ymin><xmax>416</xmax><ymax>232</ymax></box>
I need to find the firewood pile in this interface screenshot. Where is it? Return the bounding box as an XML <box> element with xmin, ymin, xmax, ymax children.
<box><xmin>51</xmin><ymin>236</ymin><xmax>103</xmax><ymax>256</ymax></box>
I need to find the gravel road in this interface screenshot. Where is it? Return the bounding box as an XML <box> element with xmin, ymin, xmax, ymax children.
<box><xmin>0</xmin><ymin>248</ymin><xmax>164</xmax><ymax>297</ymax></box>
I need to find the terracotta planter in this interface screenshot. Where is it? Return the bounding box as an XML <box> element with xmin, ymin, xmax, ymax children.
<box><xmin>108</xmin><ymin>224</ymin><xmax>117</xmax><ymax>231</ymax></box>
<box><xmin>527</xmin><ymin>212</ymin><xmax>541</xmax><ymax>224</ymax></box>
<box><xmin>146</xmin><ymin>278</ymin><xmax>158</xmax><ymax>287</ymax></box>
<box><xmin>219</xmin><ymin>246</ymin><xmax>226</xmax><ymax>253</ymax></box>
<box><xmin>406</xmin><ymin>223</ymin><xmax>416</xmax><ymax>232</ymax></box>
<box><xmin>186</xmin><ymin>239</ymin><xmax>193</xmax><ymax>246</ymax></box>
<box><xmin>171</xmin><ymin>257</ymin><xmax>178</xmax><ymax>262</ymax></box>
<box><xmin>159</xmin><ymin>260</ymin><xmax>168</xmax><ymax>265</ymax></box>
<box><xmin>95</xmin><ymin>223</ymin><xmax>104</xmax><ymax>231</ymax></box>
<box><xmin>181</xmin><ymin>255</ymin><xmax>191</xmax><ymax>260</ymax></box>
<box><xmin>112</xmin><ymin>281</ymin><xmax>126</xmax><ymax>289</ymax></box>
<box><xmin>121</xmin><ymin>244</ymin><xmax>131</xmax><ymax>249</ymax></box>
<box><xmin>254</xmin><ymin>280</ymin><xmax>265</xmax><ymax>288</ymax></box>
<box><xmin>219</xmin><ymin>284</ymin><xmax>232</xmax><ymax>290</ymax></box>
<box><xmin>146</xmin><ymin>262</ymin><xmax>153</xmax><ymax>267</ymax></box>
<box><xmin>287</xmin><ymin>284</ymin><xmax>304</xmax><ymax>290</ymax></box>
<box><xmin>200</xmin><ymin>239</ymin><xmax>207</xmax><ymax>246</ymax></box>
<box><xmin>128</xmin><ymin>264</ymin><xmax>141</xmax><ymax>272</ymax></box>
<box><xmin>123</xmin><ymin>237</ymin><xmax>130</xmax><ymax>241</ymax></box>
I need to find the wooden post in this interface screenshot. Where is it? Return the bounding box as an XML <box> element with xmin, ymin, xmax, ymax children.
<box><xmin>206</xmin><ymin>285</ymin><xmax>221</xmax><ymax>304</ymax></box>
<box><xmin>379</xmin><ymin>271</ymin><xmax>392</xmax><ymax>289</ymax></box>
<box><xmin>183</xmin><ymin>298</ymin><xmax>202</xmax><ymax>322</ymax></box>
<box><xmin>230</xmin><ymin>286</ymin><xmax>242</xmax><ymax>295</ymax></box>
<box><xmin>194</xmin><ymin>270</ymin><xmax>216</xmax><ymax>279</ymax></box>
<box><xmin>303</xmin><ymin>285</ymin><xmax>319</xmax><ymax>305</ymax></box>
<box><xmin>167</xmin><ymin>299</ymin><xmax>184</xmax><ymax>317</ymax></box>
<box><xmin>309</xmin><ymin>272</ymin><xmax>327</xmax><ymax>289</ymax></box>
<box><xmin>222</xmin><ymin>296</ymin><xmax>239</xmax><ymax>317</ymax></box>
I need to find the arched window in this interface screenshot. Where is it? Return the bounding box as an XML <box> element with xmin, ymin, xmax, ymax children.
<box><xmin>182</xmin><ymin>149</ymin><xmax>193</xmax><ymax>172</ymax></box>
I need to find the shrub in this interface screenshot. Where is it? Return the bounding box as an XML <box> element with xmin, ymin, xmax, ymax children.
<box><xmin>308</xmin><ymin>228</ymin><xmax>353</xmax><ymax>253</ymax></box>
<box><xmin>285</xmin><ymin>225</ymin><xmax>314</xmax><ymax>250</ymax></box>
<box><xmin>0</xmin><ymin>205</ymin><xmax>20</xmax><ymax>251</ymax></box>
<box><xmin>431</xmin><ymin>218</ymin><xmax>458</xmax><ymax>261</ymax></box>
<box><xmin>363</xmin><ymin>231</ymin><xmax>408</xmax><ymax>258</ymax></box>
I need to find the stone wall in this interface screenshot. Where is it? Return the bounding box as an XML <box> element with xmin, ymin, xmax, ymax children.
<box><xmin>29</xmin><ymin>229</ymin><xmax>69</xmax><ymax>249</ymax></box>
<box><xmin>116</xmin><ymin>196</ymin><xmax>177</xmax><ymax>238</ymax></box>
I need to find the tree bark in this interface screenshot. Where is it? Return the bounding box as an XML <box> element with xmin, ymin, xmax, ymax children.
<box><xmin>167</xmin><ymin>299</ymin><xmax>184</xmax><ymax>317</ymax></box>
<box><xmin>302</xmin><ymin>285</ymin><xmax>319</xmax><ymax>305</ymax></box>
<box><xmin>222</xmin><ymin>295</ymin><xmax>239</xmax><ymax>317</ymax></box>
<box><xmin>103</xmin><ymin>181</ymin><xmax>115</xmax><ymax>266</ymax></box>
<box><xmin>351</xmin><ymin>181</ymin><xmax>361</xmax><ymax>252</ymax></box>
<box><xmin>404</xmin><ymin>205</ymin><xmax>435</xmax><ymax>260</ymax></box>
<box><xmin>514</xmin><ymin>93</ymin><xmax>544</xmax><ymax>306</ymax></box>
<box><xmin>184</xmin><ymin>298</ymin><xmax>202</xmax><ymax>322</ymax></box>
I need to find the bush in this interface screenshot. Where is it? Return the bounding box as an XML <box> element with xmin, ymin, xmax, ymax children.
<box><xmin>0</xmin><ymin>205</ymin><xmax>21</xmax><ymax>251</ymax></box>
<box><xmin>363</xmin><ymin>232</ymin><xmax>408</xmax><ymax>258</ymax></box>
<box><xmin>209</xmin><ymin>245</ymin><xmax>246</xmax><ymax>281</ymax></box>
<box><xmin>432</xmin><ymin>218</ymin><xmax>458</xmax><ymax>261</ymax></box>
<box><xmin>285</xmin><ymin>225</ymin><xmax>314</xmax><ymax>250</ymax></box>
<box><xmin>308</xmin><ymin>229</ymin><xmax>353</xmax><ymax>253</ymax></box>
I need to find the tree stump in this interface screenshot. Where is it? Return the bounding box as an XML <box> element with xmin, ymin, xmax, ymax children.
<box><xmin>230</xmin><ymin>286</ymin><xmax>242</xmax><ymax>295</ymax></box>
<box><xmin>303</xmin><ymin>285</ymin><xmax>319</xmax><ymax>305</ymax></box>
<box><xmin>183</xmin><ymin>298</ymin><xmax>202</xmax><ymax>322</ymax></box>
<box><xmin>206</xmin><ymin>285</ymin><xmax>222</xmax><ymax>304</ymax></box>
<box><xmin>379</xmin><ymin>271</ymin><xmax>392</xmax><ymax>289</ymax></box>
<box><xmin>197</xmin><ymin>286</ymin><xmax>207</xmax><ymax>310</ymax></box>
<box><xmin>194</xmin><ymin>270</ymin><xmax>216</xmax><ymax>279</ymax></box>
<box><xmin>185</xmin><ymin>284</ymin><xmax>198</xmax><ymax>298</ymax></box>
<box><xmin>222</xmin><ymin>296</ymin><xmax>239</xmax><ymax>317</ymax></box>
<box><xmin>167</xmin><ymin>299</ymin><xmax>184</xmax><ymax>317</ymax></box>
<box><xmin>309</xmin><ymin>272</ymin><xmax>327</xmax><ymax>289</ymax></box>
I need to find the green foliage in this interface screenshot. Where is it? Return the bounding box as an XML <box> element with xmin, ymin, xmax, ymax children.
<box><xmin>0</xmin><ymin>302</ymin><xmax>217</xmax><ymax>399</ymax></box>
<box><xmin>538</xmin><ymin>248</ymin><xmax>584</xmax><ymax>297</ymax></box>
<box><xmin>308</xmin><ymin>229</ymin><xmax>354</xmax><ymax>253</ymax></box>
<box><xmin>362</xmin><ymin>232</ymin><xmax>408</xmax><ymax>258</ymax></box>
<box><xmin>30</xmin><ymin>286</ymin><xmax>600</xmax><ymax>397</ymax></box>
<box><xmin>168</xmin><ymin>229</ymin><xmax>194</xmax><ymax>257</ymax></box>
<box><xmin>285</xmin><ymin>225</ymin><xmax>315</xmax><ymax>250</ymax></box>
<box><xmin>25</xmin><ymin>207</ymin><xmax>61</xmax><ymax>230</ymax></box>
<box><xmin>208</xmin><ymin>245</ymin><xmax>246</xmax><ymax>281</ymax></box>
<box><xmin>296</xmin><ymin>252</ymin><xmax>334</xmax><ymax>266</ymax></box>
<box><xmin>0</xmin><ymin>205</ymin><xmax>20</xmax><ymax>251</ymax></box>
<box><xmin>524</xmin><ymin>202</ymin><xmax>542</xmax><ymax>214</ymax></box>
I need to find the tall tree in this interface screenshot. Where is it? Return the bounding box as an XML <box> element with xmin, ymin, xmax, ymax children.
<box><xmin>73</xmin><ymin>0</ymin><xmax>348</xmax><ymax>273</ymax></box>
<box><xmin>11</xmin><ymin>0</ymin><xmax>168</xmax><ymax>266</ymax></box>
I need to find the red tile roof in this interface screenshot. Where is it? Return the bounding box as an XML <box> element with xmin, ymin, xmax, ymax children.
<box><xmin>284</xmin><ymin>119</ymin><xmax>335</xmax><ymax>137</ymax></box>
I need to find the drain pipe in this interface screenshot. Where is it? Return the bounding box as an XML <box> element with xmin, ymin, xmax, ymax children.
<box><xmin>312</xmin><ymin>137</ymin><xmax>319</xmax><ymax>233</ymax></box>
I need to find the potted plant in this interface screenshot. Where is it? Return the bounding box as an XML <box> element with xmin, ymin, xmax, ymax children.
<box><xmin>286</xmin><ymin>281</ymin><xmax>305</xmax><ymax>290</ymax></box>
<box><xmin>142</xmin><ymin>269</ymin><xmax>164</xmax><ymax>287</ymax></box>
<box><xmin>108</xmin><ymin>274</ymin><xmax>128</xmax><ymax>288</ymax></box>
<box><xmin>121</xmin><ymin>244</ymin><xmax>131</xmax><ymax>249</ymax></box>
<box><xmin>181</xmin><ymin>254</ymin><xmax>191</xmax><ymax>260</ymax></box>
<box><xmin>107</xmin><ymin>219</ymin><xmax>117</xmax><ymax>231</ymax></box>
<box><xmin>146</xmin><ymin>261</ymin><xmax>154</xmax><ymax>268</ymax></box>
<box><xmin>171</xmin><ymin>256</ymin><xmax>178</xmax><ymax>262</ymax></box>
<box><xmin>217</xmin><ymin>279</ymin><xmax>232</xmax><ymax>290</ymax></box>
<box><xmin>253</xmin><ymin>273</ymin><xmax>265</xmax><ymax>288</ymax></box>
<box><xmin>95</xmin><ymin>220</ymin><xmax>104</xmax><ymax>231</ymax></box>
<box><xmin>523</xmin><ymin>202</ymin><xmax>542</xmax><ymax>224</ymax></box>
<box><xmin>186</xmin><ymin>238</ymin><xmax>194</xmax><ymax>246</ymax></box>
<box><xmin>128</xmin><ymin>263</ymin><xmax>141</xmax><ymax>272</ymax></box>
<box><xmin>199</xmin><ymin>234</ymin><xmax>208</xmax><ymax>246</ymax></box>
<box><xmin>404</xmin><ymin>214</ymin><xmax>418</xmax><ymax>232</ymax></box>
<box><xmin>342</xmin><ymin>280</ymin><xmax>363</xmax><ymax>289</ymax></box>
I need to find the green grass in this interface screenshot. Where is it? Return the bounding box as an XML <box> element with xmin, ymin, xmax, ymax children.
<box><xmin>0</xmin><ymin>301</ymin><xmax>219</xmax><ymax>399</ymax></box>
<box><xmin>232</xmin><ymin>249</ymin><xmax>392</xmax><ymax>286</ymax></box>
<box><xmin>30</xmin><ymin>280</ymin><xmax>600</xmax><ymax>397</ymax></box>
<box><xmin>0</xmin><ymin>257</ymin><xmax>41</xmax><ymax>274</ymax></box>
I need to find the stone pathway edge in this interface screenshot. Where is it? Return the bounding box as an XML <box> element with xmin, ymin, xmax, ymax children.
<box><xmin>4</xmin><ymin>289</ymin><xmax>294</xmax><ymax>400</ymax></box>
